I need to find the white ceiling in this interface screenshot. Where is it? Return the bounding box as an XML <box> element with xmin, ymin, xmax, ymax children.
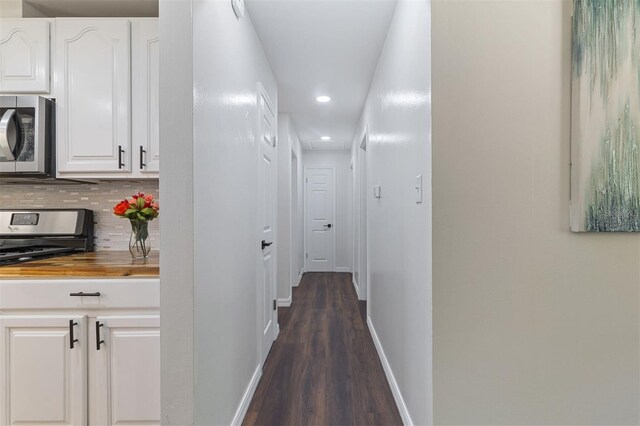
<box><xmin>245</xmin><ymin>0</ymin><xmax>397</xmax><ymax>150</ymax></box>
<box><xmin>23</xmin><ymin>0</ymin><xmax>157</xmax><ymax>17</ymax></box>
<box><xmin>24</xmin><ymin>0</ymin><xmax>395</xmax><ymax>150</ymax></box>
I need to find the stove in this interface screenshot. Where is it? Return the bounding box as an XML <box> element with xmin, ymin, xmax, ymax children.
<box><xmin>0</xmin><ymin>209</ymin><xmax>94</xmax><ymax>266</ymax></box>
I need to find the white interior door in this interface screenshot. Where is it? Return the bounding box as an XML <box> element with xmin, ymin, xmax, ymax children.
<box><xmin>258</xmin><ymin>84</ymin><xmax>277</xmax><ymax>365</ymax></box>
<box><xmin>305</xmin><ymin>167</ymin><xmax>335</xmax><ymax>272</ymax></box>
<box><xmin>91</xmin><ymin>315</ymin><xmax>160</xmax><ymax>426</ymax></box>
<box><xmin>0</xmin><ymin>315</ymin><xmax>87</xmax><ymax>426</ymax></box>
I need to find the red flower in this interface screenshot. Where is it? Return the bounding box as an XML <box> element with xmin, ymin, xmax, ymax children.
<box><xmin>113</xmin><ymin>193</ymin><xmax>159</xmax><ymax>220</ymax></box>
<box><xmin>113</xmin><ymin>200</ymin><xmax>129</xmax><ymax>216</ymax></box>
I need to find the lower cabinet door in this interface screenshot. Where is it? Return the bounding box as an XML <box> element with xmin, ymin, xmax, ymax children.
<box><xmin>91</xmin><ymin>315</ymin><xmax>160</xmax><ymax>425</ymax></box>
<box><xmin>0</xmin><ymin>315</ymin><xmax>88</xmax><ymax>426</ymax></box>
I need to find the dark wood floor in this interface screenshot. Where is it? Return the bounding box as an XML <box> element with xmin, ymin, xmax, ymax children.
<box><xmin>243</xmin><ymin>272</ymin><xmax>402</xmax><ymax>426</ymax></box>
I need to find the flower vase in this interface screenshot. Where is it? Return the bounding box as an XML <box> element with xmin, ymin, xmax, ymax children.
<box><xmin>129</xmin><ymin>220</ymin><xmax>151</xmax><ymax>260</ymax></box>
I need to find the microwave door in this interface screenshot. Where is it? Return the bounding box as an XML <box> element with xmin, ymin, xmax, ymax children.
<box><xmin>0</xmin><ymin>105</ymin><xmax>17</xmax><ymax>173</ymax></box>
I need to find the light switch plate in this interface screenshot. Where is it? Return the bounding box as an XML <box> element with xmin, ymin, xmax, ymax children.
<box><xmin>415</xmin><ymin>174</ymin><xmax>423</xmax><ymax>204</ymax></box>
<box><xmin>373</xmin><ymin>185</ymin><xmax>381</xmax><ymax>198</ymax></box>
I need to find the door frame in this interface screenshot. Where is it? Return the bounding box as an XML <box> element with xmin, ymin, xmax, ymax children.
<box><xmin>303</xmin><ymin>165</ymin><xmax>337</xmax><ymax>272</ymax></box>
<box><xmin>359</xmin><ymin>129</ymin><xmax>370</xmax><ymax>303</ymax></box>
<box><xmin>350</xmin><ymin>158</ymin><xmax>355</xmax><ymax>277</ymax></box>
<box><xmin>290</xmin><ymin>148</ymin><xmax>298</xmax><ymax>288</ymax></box>
<box><xmin>256</xmin><ymin>82</ymin><xmax>278</xmax><ymax>367</ymax></box>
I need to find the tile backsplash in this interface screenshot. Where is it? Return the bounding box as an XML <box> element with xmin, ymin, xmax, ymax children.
<box><xmin>0</xmin><ymin>181</ymin><xmax>160</xmax><ymax>251</ymax></box>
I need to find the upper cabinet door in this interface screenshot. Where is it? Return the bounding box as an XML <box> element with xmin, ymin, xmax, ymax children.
<box><xmin>0</xmin><ymin>315</ymin><xmax>88</xmax><ymax>426</ymax></box>
<box><xmin>55</xmin><ymin>19</ymin><xmax>131</xmax><ymax>173</ymax></box>
<box><xmin>132</xmin><ymin>19</ymin><xmax>159</xmax><ymax>176</ymax></box>
<box><xmin>0</xmin><ymin>20</ymin><xmax>50</xmax><ymax>94</ymax></box>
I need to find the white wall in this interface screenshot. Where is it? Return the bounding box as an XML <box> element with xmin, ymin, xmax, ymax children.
<box><xmin>277</xmin><ymin>113</ymin><xmax>304</xmax><ymax>305</ymax></box>
<box><xmin>351</xmin><ymin>0</ymin><xmax>432</xmax><ymax>423</ymax></box>
<box><xmin>432</xmin><ymin>1</ymin><xmax>640</xmax><ymax>424</ymax></box>
<box><xmin>303</xmin><ymin>150</ymin><xmax>353</xmax><ymax>271</ymax></box>
<box><xmin>159</xmin><ymin>0</ymin><xmax>194</xmax><ymax>423</ymax></box>
<box><xmin>21</xmin><ymin>3</ymin><xmax>45</xmax><ymax>17</ymax></box>
<box><xmin>160</xmin><ymin>1</ymin><xmax>278</xmax><ymax>424</ymax></box>
<box><xmin>0</xmin><ymin>0</ymin><xmax>21</xmax><ymax>17</ymax></box>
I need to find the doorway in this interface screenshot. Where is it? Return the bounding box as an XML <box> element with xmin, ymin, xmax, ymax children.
<box><xmin>304</xmin><ymin>166</ymin><xmax>336</xmax><ymax>272</ymax></box>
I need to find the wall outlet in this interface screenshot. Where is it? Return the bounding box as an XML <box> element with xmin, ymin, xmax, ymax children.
<box><xmin>373</xmin><ymin>185</ymin><xmax>381</xmax><ymax>198</ymax></box>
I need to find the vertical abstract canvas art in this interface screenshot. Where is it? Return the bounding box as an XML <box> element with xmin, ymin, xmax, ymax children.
<box><xmin>571</xmin><ymin>0</ymin><xmax>640</xmax><ymax>232</ymax></box>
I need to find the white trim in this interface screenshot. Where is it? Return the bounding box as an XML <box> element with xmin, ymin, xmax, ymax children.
<box><xmin>231</xmin><ymin>364</ymin><xmax>262</xmax><ymax>426</ymax></box>
<box><xmin>367</xmin><ymin>317</ymin><xmax>413</xmax><ymax>426</ymax></box>
<box><xmin>335</xmin><ymin>266</ymin><xmax>351</xmax><ymax>272</ymax></box>
<box><xmin>361</xmin><ymin>130</ymin><xmax>370</xmax><ymax>305</ymax></box>
<box><xmin>350</xmin><ymin>159</ymin><xmax>357</xmax><ymax>292</ymax></box>
<box><xmin>352</xmin><ymin>275</ymin><xmax>361</xmax><ymax>299</ymax></box>
<box><xmin>277</xmin><ymin>295</ymin><xmax>292</xmax><ymax>307</ymax></box>
<box><xmin>290</xmin><ymin>147</ymin><xmax>299</xmax><ymax>293</ymax></box>
<box><xmin>303</xmin><ymin>165</ymin><xmax>337</xmax><ymax>272</ymax></box>
<box><xmin>293</xmin><ymin>271</ymin><xmax>303</xmax><ymax>287</ymax></box>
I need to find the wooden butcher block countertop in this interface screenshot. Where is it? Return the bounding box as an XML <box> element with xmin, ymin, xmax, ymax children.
<box><xmin>0</xmin><ymin>251</ymin><xmax>160</xmax><ymax>279</ymax></box>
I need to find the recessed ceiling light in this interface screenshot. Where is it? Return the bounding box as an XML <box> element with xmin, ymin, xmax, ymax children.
<box><xmin>316</xmin><ymin>96</ymin><xmax>331</xmax><ymax>103</ymax></box>
<box><xmin>321</xmin><ymin>136</ymin><xmax>331</xmax><ymax>141</ymax></box>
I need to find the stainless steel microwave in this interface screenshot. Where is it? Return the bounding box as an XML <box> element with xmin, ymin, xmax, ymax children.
<box><xmin>0</xmin><ymin>96</ymin><xmax>55</xmax><ymax>178</ymax></box>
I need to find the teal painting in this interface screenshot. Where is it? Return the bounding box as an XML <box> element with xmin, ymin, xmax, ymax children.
<box><xmin>571</xmin><ymin>0</ymin><xmax>640</xmax><ymax>232</ymax></box>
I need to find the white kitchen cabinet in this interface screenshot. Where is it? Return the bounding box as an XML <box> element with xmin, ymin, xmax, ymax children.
<box><xmin>0</xmin><ymin>278</ymin><xmax>160</xmax><ymax>426</ymax></box>
<box><xmin>0</xmin><ymin>315</ymin><xmax>87</xmax><ymax>426</ymax></box>
<box><xmin>132</xmin><ymin>19</ymin><xmax>160</xmax><ymax>176</ymax></box>
<box><xmin>55</xmin><ymin>19</ymin><xmax>132</xmax><ymax>174</ymax></box>
<box><xmin>90</xmin><ymin>315</ymin><xmax>160</xmax><ymax>425</ymax></box>
<box><xmin>0</xmin><ymin>20</ymin><xmax>50</xmax><ymax>94</ymax></box>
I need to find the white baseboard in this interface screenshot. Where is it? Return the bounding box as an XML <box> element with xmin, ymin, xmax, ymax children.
<box><xmin>335</xmin><ymin>266</ymin><xmax>351</xmax><ymax>272</ymax></box>
<box><xmin>293</xmin><ymin>271</ymin><xmax>303</xmax><ymax>287</ymax></box>
<box><xmin>277</xmin><ymin>295</ymin><xmax>292</xmax><ymax>307</ymax></box>
<box><xmin>352</xmin><ymin>275</ymin><xmax>361</xmax><ymax>299</ymax></box>
<box><xmin>367</xmin><ymin>317</ymin><xmax>414</xmax><ymax>426</ymax></box>
<box><xmin>231</xmin><ymin>363</ymin><xmax>262</xmax><ymax>426</ymax></box>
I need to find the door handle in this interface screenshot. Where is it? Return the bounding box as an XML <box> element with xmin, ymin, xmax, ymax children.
<box><xmin>118</xmin><ymin>145</ymin><xmax>125</xmax><ymax>169</ymax></box>
<box><xmin>0</xmin><ymin>109</ymin><xmax>18</xmax><ymax>161</ymax></box>
<box><xmin>96</xmin><ymin>321</ymin><xmax>105</xmax><ymax>350</ymax></box>
<box><xmin>139</xmin><ymin>146</ymin><xmax>146</xmax><ymax>169</ymax></box>
<box><xmin>323</xmin><ymin>224</ymin><xmax>332</xmax><ymax>229</ymax></box>
<box><xmin>69</xmin><ymin>320</ymin><xmax>79</xmax><ymax>349</ymax></box>
<box><xmin>69</xmin><ymin>292</ymin><xmax>101</xmax><ymax>297</ymax></box>
<box><xmin>262</xmin><ymin>240</ymin><xmax>273</xmax><ymax>250</ymax></box>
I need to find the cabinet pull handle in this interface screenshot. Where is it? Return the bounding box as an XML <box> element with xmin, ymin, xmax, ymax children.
<box><xmin>118</xmin><ymin>145</ymin><xmax>125</xmax><ymax>169</ymax></box>
<box><xmin>69</xmin><ymin>320</ymin><xmax>79</xmax><ymax>349</ymax></box>
<box><xmin>96</xmin><ymin>321</ymin><xmax>105</xmax><ymax>351</ymax></box>
<box><xmin>0</xmin><ymin>109</ymin><xmax>17</xmax><ymax>161</ymax></box>
<box><xmin>140</xmin><ymin>146</ymin><xmax>146</xmax><ymax>169</ymax></box>
<box><xmin>69</xmin><ymin>292</ymin><xmax>101</xmax><ymax>297</ymax></box>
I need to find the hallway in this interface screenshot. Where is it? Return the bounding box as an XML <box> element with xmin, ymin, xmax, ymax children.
<box><xmin>243</xmin><ymin>272</ymin><xmax>402</xmax><ymax>426</ymax></box>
